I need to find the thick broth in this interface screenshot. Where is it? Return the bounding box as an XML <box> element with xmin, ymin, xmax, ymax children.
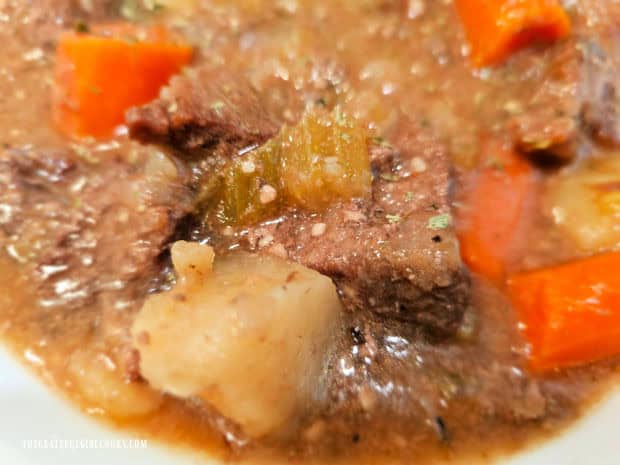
<box><xmin>0</xmin><ymin>1</ymin><xmax>619</xmax><ymax>464</ymax></box>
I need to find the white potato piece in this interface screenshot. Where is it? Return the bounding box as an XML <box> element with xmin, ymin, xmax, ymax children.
<box><xmin>132</xmin><ymin>241</ymin><xmax>342</xmax><ymax>437</ymax></box>
<box><xmin>545</xmin><ymin>156</ymin><xmax>620</xmax><ymax>253</ymax></box>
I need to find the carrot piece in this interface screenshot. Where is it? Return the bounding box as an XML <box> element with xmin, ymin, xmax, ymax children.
<box><xmin>53</xmin><ymin>24</ymin><xmax>193</xmax><ymax>138</ymax></box>
<box><xmin>456</xmin><ymin>142</ymin><xmax>536</xmax><ymax>284</ymax></box>
<box><xmin>454</xmin><ymin>0</ymin><xmax>571</xmax><ymax>67</ymax></box>
<box><xmin>507</xmin><ymin>253</ymin><xmax>620</xmax><ymax>372</ymax></box>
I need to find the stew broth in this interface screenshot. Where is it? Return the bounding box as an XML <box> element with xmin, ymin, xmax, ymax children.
<box><xmin>0</xmin><ymin>1</ymin><xmax>619</xmax><ymax>464</ymax></box>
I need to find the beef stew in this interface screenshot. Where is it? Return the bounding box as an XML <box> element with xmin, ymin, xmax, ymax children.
<box><xmin>0</xmin><ymin>1</ymin><xmax>619</xmax><ymax>464</ymax></box>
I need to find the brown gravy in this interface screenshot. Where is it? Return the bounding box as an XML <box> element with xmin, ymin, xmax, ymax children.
<box><xmin>0</xmin><ymin>1</ymin><xmax>619</xmax><ymax>464</ymax></box>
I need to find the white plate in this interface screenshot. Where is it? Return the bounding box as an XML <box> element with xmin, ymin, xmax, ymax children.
<box><xmin>0</xmin><ymin>346</ymin><xmax>618</xmax><ymax>465</ymax></box>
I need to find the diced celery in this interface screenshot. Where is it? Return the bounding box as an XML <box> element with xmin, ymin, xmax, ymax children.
<box><xmin>212</xmin><ymin>109</ymin><xmax>371</xmax><ymax>225</ymax></box>
<box><xmin>218</xmin><ymin>144</ymin><xmax>282</xmax><ymax>225</ymax></box>
<box><xmin>280</xmin><ymin>110</ymin><xmax>371</xmax><ymax>210</ymax></box>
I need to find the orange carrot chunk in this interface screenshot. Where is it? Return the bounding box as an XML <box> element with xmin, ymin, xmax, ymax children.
<box><xmin>508</xmin><ymin>252</ymin><xmax>620</xmax><ymax>373</ymax></box>
<box><xmin>454</xmin><ymin>0</ymin><xmax>571</xmax><ymax>67</ymax></box>
<box><xmin>456</xmin><ymin>142</ymin><xmax>537</xmax><ymax>284</ymax></box>
<box><xmin>53</xmin><ymin>24</ymin><xmax>193</xmax><ymax>138</ymax></box>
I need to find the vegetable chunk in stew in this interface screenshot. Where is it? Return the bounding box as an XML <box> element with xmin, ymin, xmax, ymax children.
<box><xmin>0</xmin><ymin>0</ymin><xmax>618</xmax><ymax>464</ymax></box>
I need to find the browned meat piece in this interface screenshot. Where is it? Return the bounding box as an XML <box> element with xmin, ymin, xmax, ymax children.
<box><xmin>127</xmin><ymin>67</ymin><xmax>281</xmax><ymax>157</ymax></box>
<box><xmin>582</xmin><ymin>79</ymin><xmax>620</xmax><ymax>147</ymax></box>
<box><xmin>509</xmin><ymin>40</ymin><xmax>616</xmax><ymax>162</ymax></box>
<box><xmin>0</xmin><ymin>143</ymin><xmax>192</xmax><ymax>377</ymax></box>
<box><xmin>508</xmin><ymin>40</ymin><xmax>586</xmax><ymax>162</ymax></box>
<box><xmin>0</xmin><ymin>143</ymin><xmax>191</xmax><ymax>311</ymax></box>
<box><xmin>212</xmin><ymin>120</ymin><xmax>470</xmax><ymax>337</ymax></box>
<box><xmin>508</xmin><ymin>1</ymin><xmax>620</xmax><ymax>162</ymax></box>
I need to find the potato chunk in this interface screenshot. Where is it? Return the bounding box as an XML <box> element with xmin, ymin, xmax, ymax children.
<box><xmin>545</xmin><ymin>156</ymin><xmax>620</xmax><ymax>253</ymax></box>
<box><xmin>132</xmin><ymin>241</ymin><xmax>342</xmax><ymax>437</ymax></box>
<box><xmin>213</xmin><ymin>109</ymin><xmax>371</xmax><ymax>224</ymax></box>
<box><xmin>67</xmin><ymin>348</ymin><xmax>163</xmax><ymax>419</ymax></box>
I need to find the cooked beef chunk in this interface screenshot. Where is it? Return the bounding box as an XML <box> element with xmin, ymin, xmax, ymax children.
<box><xmin>581</xmin><ymin>73</ymin><xmax>620</xmax><ymax>147</ymax></box>
<box><xmin>209</xmin><ymin>120</ymin><xmax>469</xmax><ymax>337</ymax></box>
<box><xmin>508</xmin><ymin>2</ymin><xmax>620</xmax><ymax>162</ymax></box>
<box><xmin>509</xmin><ymin>39</ymin><xmax>615</xmax><ymax>162</ymax></box>
<box><xmin>0</xmin><ymin>144</ymin><xmax>191</xmax><ymax>310</ymax></box>
<box><xmin>127</xmin><ymin>67</ymin><xmax>281</xmax><ymax>157</ymax></box>
<box><xmin>508</xmin><ymin>40</ymin><xmax>587</xmax><ymax>163</ymax></box>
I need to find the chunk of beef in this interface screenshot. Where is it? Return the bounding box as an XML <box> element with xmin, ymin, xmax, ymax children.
<box><xmin>508</xmin><ymin>40</ymin><xmax>589</xmax><ymax>162</ymax></box>
<box><xmin>0</xmin><ymin>143</ymin><xmax>192</xmax><ymax>376</ymax></box>
<box><xmin>127</xmin><ymin>67</ymin><xmax>281</xmax><ymax>157</ymax></box>
<box><xmin>0</xmin><ymin>144</ymin><xmax>191</xmax><ymax>309</ymax></box>
<box><xmin>213</xmin><ymin>120</ymin><xmax>469</xmax><ymax>337</ymax></box>
<box><xmin>508</xmin><ymin>1</ymin><xmax>620</xmax><ymax>162</ymax></box>
<box><xmin>581</xmin><ymin>84</ymin><xmax>620</xmax><ymax>146</ymax></box>
<box><xmin>576</xmin><ymin>0</ymin><xmax>620</xmax><ymax>147</ymax></box>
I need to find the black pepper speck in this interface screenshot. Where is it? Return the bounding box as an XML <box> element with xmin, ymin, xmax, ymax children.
<box><xmin>350</xmin><ymin>326</ymin><xmax>366</xmax><ymax>345</ymax></box>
